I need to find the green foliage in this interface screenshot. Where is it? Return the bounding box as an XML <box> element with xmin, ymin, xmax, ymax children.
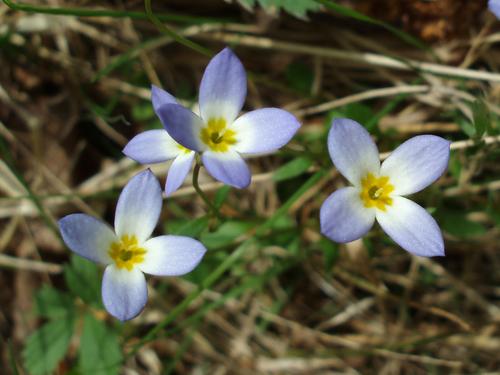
<box><xmin>328</xmin><ymin>103</ymin><xmax>375</xmax><ymax>128</ymax></box>
<box><xmin>79</xmin><ymin>314</ymin><xmax>122</xmax><ymax>375</ymax></box>
<box><xmin>471</xmin><ymin>99</ymin><xmax>490</xmax><ymax>137</ymax></box>
<box><xmin>64</xmin><ymin>255</ymin><xmax>101</xmax><ymax>305</ymax></box>
<box><xmin>273</xmin><ymin>157</ymin><xmax>313</xmax><ymax>182</ymax></box>
<box><xmin>35</xmin><ymin>285</ymin><xmax>74</xmax><ymax>319</ymax></box>
<box><xmin>236</xmin><ymin>0</ymin><xmax>321</xmax><ymax>18</ymax></box>
<box><xmin>201</xmin><ymin>220</ymin><xmax>254</xmax><ymax>249</ymax></box>
<box><xmin>23</xmin><ymin>317</ymin><xmax>74</xmax><ymax>375</ymax></box>
<box><xmin>285</xmin><ymin>62</ymin><xmax>314</xmax><ymax>94</ymax></box>
<box><xmin>438</xmin><ymin>209</ymin><xmax>487</xmax><ymax>239</ymax></box>
<box><xmin>168</xmin><ymin>216</ymin><xmax>210</xmax><ymax>237</ymax></box>
<box><xmin>214</xmin><ymin>185</ymin><xmax>232</xmax><ymax>209</ymax></box>
<box><xmin>319</xmin><ymin>237</ymin><xmax>339</xmax><ymax>271</ymax></box>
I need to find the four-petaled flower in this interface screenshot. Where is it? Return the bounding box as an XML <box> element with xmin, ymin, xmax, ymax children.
<box><xmin>489</xmin><ymin>0</ymin><xmax>500</xmax><ymax>19</ymax></box>
<box><xmin>151</xmin><ymin>47</ymin><xmax>301</xmax><ymax>189</ymax></box>
<box><xmin>320</xmin><ymin>119</ymin><xmax>450</xmax><ymax>257</ymax></box>
<box><xmin>59</xmin><ymin>169</ymin><xmax>207</xmax><ymax>321</ymax></box>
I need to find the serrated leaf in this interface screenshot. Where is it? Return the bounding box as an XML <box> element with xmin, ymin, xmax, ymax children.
<box><xmin>273</xmin><ymin>157</ymin><xmax>312</xmax><ymax>182</ymax></box>
<box><xmin>23</xmin><ymin>317</ymin><xmax>74</xmax><ymax>375</ymax></box>
<box><xmin>64</xmin><ymin>255</ymin><xmax>101</xmax><ymax>305</ymax></box>
<box><xmin>201</xmin><ymin>221</ymin><xmax>254</xmax><ymax>249</ymax></box>
<box><xmin>79</xmin><ymin>314</ymin><xmax>122</xmax><ymax>375</ymax></box>
<box><xmin>35</xmin><ymin>285</ymin><xmax>74</xmax><ymax>319</ymax></box>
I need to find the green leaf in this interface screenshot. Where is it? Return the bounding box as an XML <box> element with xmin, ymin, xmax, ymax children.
<box><xmin>168</xmin><ymin>216</ymin><xmax>209</xmax><ymax>237</ymax></box>
<box><xmin>214</xmin><ymin>185</ymin><xmax>231</xmax><ymax>209</ymax></box>
<box><xmin>64</xmin><ymin>255</ymin><xmax>101</xmax><ymax>305</ymax></box>
<box><xmin>329</xmin><ymin>103</ymin><xmax>374</xmax><ymax>128</ymax></box>
<box><xmin>457</xmin><ymin>118</ymin><xmax>476</xmax><ymax>138</ymax></box>
<box><xmin>438</xmin><ymin>210</ymin><xmax>487</xmax><ymax>238</ymax></box>
<box><xmin>319</xmin><ymin>238</ymin><xmax>338</xmax><ymax>271</ymax></box>
<box><xmin>471</xmin><ymin>99</ymin><xmax>490</xmax><ymax>137</ymax></box>
<box><xmin>273</xmin><ymin>157</ymin><xmax>313</xmax><ymax>182</ymax></box>
<box><xmin>132</xmin><ymin>101</ymin><xmax>155</xmax><ymax>122</ymax></box>
<box><xmin>79</xmin><ymin>314</ymin><xmax>122</xmax><ymax>375</ymax></box>
<box><xmin>201</xmin><ymin>221</ymin><xmax>254</xmax><ymax>249</ymax></box>
<box><xmin>23</xmin><ymin>317</ymin><xmax>74</xmax><ymax>375</ymax></box>
<box><xmin>286</xmin><ymin>62</ymin><xmax>314</xmax><ymax>94</ymax></box>
<box><xmin>35</xmin><ymin>285</ymin><xmax>74</xmax><ymax>319</ymax></box>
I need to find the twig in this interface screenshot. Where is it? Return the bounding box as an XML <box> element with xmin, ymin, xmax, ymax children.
<box><xmin>0</xmin><ymin>254</ymin><xmax>62</xmax><ymax>274</ymax></box>
<box><xmin>202</xmin><ymin>32</ymin><xmax>500</xmax><ymax>83</ymax></box>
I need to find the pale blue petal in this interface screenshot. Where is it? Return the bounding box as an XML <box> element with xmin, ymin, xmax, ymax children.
<box><xmin>102</xmin><ymin>265</ymin><xmax>147</xmax><ymax>321</ymax></box>
<box><xmin>489</xmin><ymin>0</ymin><xmax>500</xmax><ymax>18</ymax></box>
<box><xmin>380</xmin><ymin>135</ymin><xmax>450</xmax><ymax>196</ymax></box>
<box><xmin>114</xmin><ymin>169</ymin><xmax>162</xmax><ymax>243</ymax></box>
<box><xmin>151</xmin><ymin>84</ymin><xmax>178</xmax><ymax>115</ymax></box>
<box><xmin>59</xmin><ymin>214</ymin><xmax>115</xmax><ymax>264</ymax></box>
<box><xmin>123</xmin><ymin>130</ymin><xmax>181</xmax><ymax>164</ymax></box>
<box><xmin>202</xmin><ymin>150</ymin><xmax>251</xmax><ymax>188</ymax></box>
<box><xmin>165</xmin><ymin>151</ymin><xmax>195</xmax><ymax>196</ymax></box>
<box><xmin>199</xmin><ymin>47</ymin><xmax>247</xmax><ymax>124</ymax></box>
<box><xmin>157</xmin><ymin>103</ymin><xmax>206</xmax><ymax>152</ymax></box>
<box><xmin>140</xmin><ymin>235</ymin><xmax>207</xmax><ymax>276</ymax></box>
<box><xmin>328</xmin><ymin>118</ymin><xmax>380</xmax><ymax>186</ymax></box>
<box><xmin>231</xmin><ymin>108</ymin><xmax>300</xmax><ymax>154</ymax></box>
<box><xmin>320</xmin><ymin>187</ymin><xmax>375</xmax><ymax>243</ymax></box>
<box><xmin>376</xmin><ymin>196</ymin><xmax>444</xmax><ymax>257</ymax></box>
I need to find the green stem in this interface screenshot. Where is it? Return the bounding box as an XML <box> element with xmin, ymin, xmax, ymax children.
<box><xmin>144</xmin><ymin>0</ymin><xmax>212</xmax><ymax>57</ymax></box>
<box><xmin>192</xmin><ymin>159</ymin><xmax>223</xmax><ymax>220</ymax></box>
<box><xmin>1</xmin><ymin>0</ymin><xmax>221</xmax><ymax>24</ymax></box>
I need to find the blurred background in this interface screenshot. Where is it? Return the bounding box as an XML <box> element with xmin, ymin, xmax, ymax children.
<box><xmin>0</xmin><ymin>0</ymin><xmax>499</xmax><ymax>374</ymax></box>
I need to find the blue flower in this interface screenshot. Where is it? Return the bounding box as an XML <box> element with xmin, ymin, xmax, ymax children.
<box><xmin>59</xmin><ymin>169</ymin><xmax>206</xmax><ymax>321</ymax></box>
<box><xmin>320</xmin><ymin>119</ymin><xmax>450</xmax><ymax>257</ymax></box>
<box><xmin>124</xmin><ymin>47</ymin><xmax>300</xmax><ymax>192</ymax></box>
<box><xmin>489</xmin><ymin>0</ymin><xmax>500</xmax><ymax>18</ymax></box>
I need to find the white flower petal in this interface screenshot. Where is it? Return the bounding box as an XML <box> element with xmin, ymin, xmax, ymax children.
<box><xmin>165</xmin><ymin>151</ymin><xmax>195</xmax><ymax>196</ymax></box>
<box><xmin>380</xmin><ymin>135</ymin><xmax>450</xmax><ymax>196</ymax></box>
<box><xmin>123</xmin><ymin>130</ymin><xmax>181</xmax><ymax>164</ymax></box>
<box><xmin>231</xmin><ymin>108</ymin><xmax>300</xmax><ymax>154</ymax></box>
<box><xmin>327</xmin><ymin>118</ymin><xmax>380</xmax><ymax>186</ymax></box>
<box><xmin>101</xmin><ymin>265</ymin><xmax>147</xmax><ymax>321</ymax></box>
<box><xmin>376</xmin><ymin>196</ymin><xmax>444</xmax><ymax>257</ymax></box>
<box><xmin>59</xmin><ymin>214</ymin><xmax>115</xmax><ymax>264</ymax></box>
<box><xmin>140</xmin><ymin>235</ymin><xmax>206</xmax><ymax>276</ymax></box>
<box><xmin>199</xmin><ymin>47</ymin><xmax>247</xmax><ymax>124</ymax></box>
<box><xmin>320</xmin><ymin>187</ymin><xmax>375</xmax><ymax>243</ymax></box>
<box><xmin>114</xmin><ymin>169</ymin><xmax>162</xmax><ymax>243</ymax></box>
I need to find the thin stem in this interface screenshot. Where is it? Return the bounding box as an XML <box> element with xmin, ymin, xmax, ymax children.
<box><xmin>144</xmin><ymin>0</ymin><xmax>212</xmax><ymax>57</ymax></box>
<box><xmin>192</xmin><ymin>158</ymin><xmax>223</xmax><ymax>220</ymax></box>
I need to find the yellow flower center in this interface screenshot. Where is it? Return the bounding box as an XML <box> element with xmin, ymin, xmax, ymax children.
<box><xmin>200</xmin><ymin>117</ymin><xmax>236</xmax><ymax>152</ymax></box>
<box><xmin>108</xmin><ymin>234</ymin><xmax>146</xmax><ymax>271</ymax></box>
<box><xmin>360</xmin><ymin>173</ymin><xmax>395</xmax><ymax>212</ymax></box>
